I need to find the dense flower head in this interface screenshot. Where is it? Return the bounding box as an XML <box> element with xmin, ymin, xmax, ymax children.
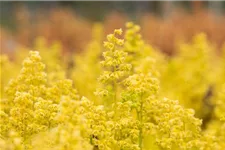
<box><xmin>1</xmin><ymin>50</ymin><xmax>83</xmax><ymax>149</ymax></box>
<box><xmin>99</xmin><ymin>28</ymin><xmax>131</xmax><ymax>82</ymax></box>
<box><xmin>79</xmin><ymin>97</ymin><xmax>113</xmax><ymax>149</ymax></box>
<box><xmin>95</xmin><ymin>28</ymin><xmax>132</xmax><ymax>106</ymax></box>
<box><xmin>148</xmin><ymin>97</ymin><xmax>202</xmax><ymax>149</ymax></box>
<box><xmin>5</xmin><ymin>51</ymin><xmax>47</xmax><ymax>99</ymax></box>
<box><xmin>2</xmin><ymin>52</ymin><xmax>59</xmax><ymax>141</ymax></box>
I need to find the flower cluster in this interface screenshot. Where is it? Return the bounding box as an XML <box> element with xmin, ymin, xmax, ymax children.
<box><xmin>2</xmin><ymin>52</ymin><xmax>58</xmax><ymax>144</ymax></box>
<box><xmin>148</xmin><ymin>97</ymin><xmax>202</xmax><ymax>149</ymax></box>
<box><xmin>95</xmin><ymin>28</ymin><xmax>131</xmax><ymax>105</ymax></box>
<box><xmin>1</xmin><ymin>51</ymin><xmax>85</xmax><ymax>149</ymax></box>
<box><xmin>99</xmin><ymin>28</ymin><xmax>131</xmax><ymax>83</ymax></box>
<box><xmin>5</xmin><ymin>51</ymin><xmax>47</xmax><ymax>99</ymax></box>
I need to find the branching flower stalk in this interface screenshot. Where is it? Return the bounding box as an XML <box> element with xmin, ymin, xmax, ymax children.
<box><xmin>123</xmin><ymin>73</ymin><xmax>159</xmax><ymax>150</ymax></box>
<box><xmin>95</xmin><ymin>28</ymin><xmax>131</xmax><ymax>107</ymax></box>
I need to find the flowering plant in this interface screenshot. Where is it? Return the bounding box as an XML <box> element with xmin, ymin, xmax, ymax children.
<box><xmin>0</xmin><ymin>22</ymin><xmax>225</xmax><ymax>150</ymax></box>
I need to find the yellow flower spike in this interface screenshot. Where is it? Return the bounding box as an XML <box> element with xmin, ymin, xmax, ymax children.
<box><xmin>96</xmin><ymin>28</ymin><xmax>131</xmax><ymax>106</ymax></box>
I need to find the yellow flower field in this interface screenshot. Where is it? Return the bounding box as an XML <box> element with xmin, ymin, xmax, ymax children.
<box><xmin>1</xmin><ymin>20</ymin><xmax>225</xmax><ymax>150</ymax></box>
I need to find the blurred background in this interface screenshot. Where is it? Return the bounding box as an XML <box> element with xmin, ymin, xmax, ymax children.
<box><xmin>1</xmin><ymin>1</ymin><xmax>225</xmax><ymax>55</ymax></box>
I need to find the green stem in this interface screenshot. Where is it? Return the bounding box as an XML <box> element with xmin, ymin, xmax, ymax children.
<box><xmin>113</xmin><ymin>80</ymin><xmax>117</xmax><ymax>104</ymax></box>
<box><xmin>112</xmin><ymin>66</ymin><xmax>118</xmax><ymax>150</ymax></box>
<box><xmin>138</xmin><ymin>94</ymin><xmax>143</xmax><ymax>150</ymax></box>
<box><xmin>112</xmin><ymin>64</ymin><xmax>118</xmax><ymax>104</ymax></box>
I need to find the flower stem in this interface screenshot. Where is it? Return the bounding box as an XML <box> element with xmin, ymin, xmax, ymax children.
<box><xmin>139</xmin><ymin>94</ymin><xmax>143</xmax><ymax>150</ymax></box>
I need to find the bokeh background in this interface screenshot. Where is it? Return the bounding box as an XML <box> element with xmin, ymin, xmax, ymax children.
<box><xmin>1</xmin><ymin>1</ymin><xmax>225</xmax><ymax>56</ymax></box>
